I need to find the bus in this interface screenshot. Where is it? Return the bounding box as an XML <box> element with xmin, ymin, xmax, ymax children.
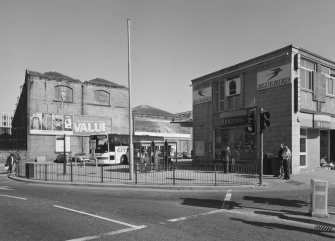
<box><xmin>88</xmin><ymin>133</ymin><xmax>168</xmax><ymax>165</ymax></box>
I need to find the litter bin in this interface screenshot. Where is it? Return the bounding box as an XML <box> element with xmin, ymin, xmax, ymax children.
<box><xmin>26</xmin><ymin>163</ymin><xmax>34</xmax><ymax>179</ymax></box>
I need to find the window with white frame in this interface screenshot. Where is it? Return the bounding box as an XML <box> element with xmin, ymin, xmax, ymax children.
<box><xmin>300</xmin><ymin>58</ymin><xmax>316</xmax><ymax>90</ymax></box>
<box><xmin>321</xmin><ymin>66</ymin><xmax>335</xmax><ymax>95</ymax></box>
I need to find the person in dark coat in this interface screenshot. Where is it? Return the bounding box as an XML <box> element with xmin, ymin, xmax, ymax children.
<box><xmin>221</xmin><ymin>146</ymin><xmax>231</xmax><ymax>173</ymax></box>
<box><xmin>6</xmin><ymin>154</ymin><xmax>14</xmax><ymax>173</ymax></box>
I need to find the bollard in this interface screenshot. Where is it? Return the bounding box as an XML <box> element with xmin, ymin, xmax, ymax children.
<box><xmin>310</xmin><ymin>179</ymin><xmax>329</xmax><ymax>218</ymax></box>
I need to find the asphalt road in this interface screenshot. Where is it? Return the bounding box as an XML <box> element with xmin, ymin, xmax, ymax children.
<box><xmin>0</xmin><ymin>174</ymin><xmax>334</xmax><ymax>241</ymax></box>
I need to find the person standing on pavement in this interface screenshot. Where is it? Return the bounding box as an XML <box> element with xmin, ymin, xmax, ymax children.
<box><xmin>275</xmin><ymin>144</ymin><xmax>284</xmax><ymax>178</ymax></box>
<box><xmin>221</xmin><ymin>145</ymin><xmax>231</xmax><ymax>173</ymax></box>
<box><xmin>282</xmin><ymin>144</ymin><xmax>291</xmax><ymax>180</ymax></box>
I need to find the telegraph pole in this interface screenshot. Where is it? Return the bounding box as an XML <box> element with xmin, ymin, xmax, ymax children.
<box><xmin>127</xmin><ymin>18</ymin><xmax>134</xmax><ymax>180</ymax></box>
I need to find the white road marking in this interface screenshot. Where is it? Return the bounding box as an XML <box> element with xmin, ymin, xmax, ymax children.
<box><xmin>0</xmin><ymin>193</ymin><xmax>27</xmax><ymax>200</ymax></box>
<box><xmin>0</xmin><ymin>186</ymin><xmax>13</xmax><ymax>190</ymax></box>
<box><xmin>66</xmin><ymin>226</ymin><xmax>147</xmax><ymax>241</ymax></box>
<box><xmin>167</xmin><ymin>209</ymin><xmax>226</xmax><ymax>223</ymax></box>
<box><xmin>53</xmin><ymin>205</ymin><xmax>145</xmax><ymax>229</ymax></box>
<box><xmin>224</xmin><ymin>189</ymin><xmax>232</xmax><ymax>202</ymax></box>
<box><xmin>222</xmin><ymin>189</ymin><xmax>232</xmax><ymax>209</ymax></box>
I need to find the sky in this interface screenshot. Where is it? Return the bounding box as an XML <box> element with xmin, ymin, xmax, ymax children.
<box><xmin>1</xmin><ymin>0</ymin><xmax>335</xmax><ymax>115</ymax></box>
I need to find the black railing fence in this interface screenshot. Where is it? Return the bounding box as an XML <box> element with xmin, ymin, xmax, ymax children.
<box><xmin>16</xmin><ymin>162</ymin><xmax>259</xmax><ymax>186</ymax></box>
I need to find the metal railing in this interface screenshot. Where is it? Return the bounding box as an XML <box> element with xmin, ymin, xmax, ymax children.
<box><xmin>16</xmin><ymin>162</ymin><xmax>259</xmax><ymax>186</ymax></box>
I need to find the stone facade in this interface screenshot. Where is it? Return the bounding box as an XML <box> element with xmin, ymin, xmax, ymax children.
<box><xmin>12</xmin><ymin>70</ymin><xmax>129</xmax><ymax>162</ymax></box>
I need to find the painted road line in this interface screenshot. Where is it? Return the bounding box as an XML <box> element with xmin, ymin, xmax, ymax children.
<box><xmin>0</xmin><ymin>193</ymin><xmax>27</xmax><ymax>200</ymax></box>
<box><xmin>66</xmin><ymin>226</ymin><xmax>147</xmax><ymax>241</ymax></box>
<box><xmin>167</xmin><ymin>209</ymin><xmax>227</xmax><ymax>223</ymax></box>
<box><xmin>222</xmin><ymin>189</ymin><xmax>232</xmax><ymax>209</ymax></box>
<box><xmin>0</xmin><ymin>186</ymin><xmax>13</xmax><ymax>190</ymax></box>
<box><xmin>53</xmin><ymin>205</ymin><xmax>144</xmax><ymax>229</ymax></box>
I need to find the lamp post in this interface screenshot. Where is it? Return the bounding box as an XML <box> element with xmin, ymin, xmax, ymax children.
<box><xmin>61</xmin><ymin>91</ymin><xmax>67</xmax><ymax>175</ymax></box>
<box><xmin>127</xmin><ymin>18</ymin><xmax>134</xmax><ymax>180</ymax></box>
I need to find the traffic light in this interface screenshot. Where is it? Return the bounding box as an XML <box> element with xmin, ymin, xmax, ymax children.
<box><xmin>246</xmin><ymin>108</ymin><xmax>256</xmax><ymax>135</ymax></box>
<box><xmin>260</xmin><ymin>110</ymin><xmax>270</xmax><ymax>131</ymax></box>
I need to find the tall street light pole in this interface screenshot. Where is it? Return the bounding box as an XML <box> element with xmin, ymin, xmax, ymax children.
<box><xmin>127</xmin><ymin>18</ymin><xmax>134</xmax><ymax>180</ymax></box>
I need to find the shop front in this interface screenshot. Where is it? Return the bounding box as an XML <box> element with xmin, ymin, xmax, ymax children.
<box><xmin>214</xmin><ymin>114</ymin><xmax>257</xmax><ymax>164</ymax></box>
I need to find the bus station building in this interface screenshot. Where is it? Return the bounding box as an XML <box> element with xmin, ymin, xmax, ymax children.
<box><xmin>191</xmin><ymin>45</ymin><xmax>335</xmax><ymax>174</ymax></box>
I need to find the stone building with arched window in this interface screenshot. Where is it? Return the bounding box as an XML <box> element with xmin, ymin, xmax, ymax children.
<box><xmin>12</xmin><ymin>70</ymin><xmax>129</xmax><ymax>162</ymax></box>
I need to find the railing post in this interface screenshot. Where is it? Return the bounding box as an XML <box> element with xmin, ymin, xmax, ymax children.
<box><xmin>173</xmin><ymin>166</ymin><xmax>176</xmax><ymax>185</ymax></box>
<box><xmin>70</xmin><ymin>162</ymin><xmax>73</xmax><ymax>182</ymax></box>
<box><xmin>45</xmin><ymin>164</ymin><xmax>48</xmax><ymax>181</ymax></box>
<box><xmin>136</xmin><ymin>164</ymin><xmax>140</xmax><ymax>184</ymax></box>
<box><xmin>214</xmin><ymin>165</ymin><xmax>217</xmax><ymax>186</ymax></box>
<box><xmin>101</xmin><ymin>165</ymin><xmax>104</xmax><ymax>183</ymax></box>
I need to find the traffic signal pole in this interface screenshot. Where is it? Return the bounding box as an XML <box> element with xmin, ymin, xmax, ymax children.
<box><xmin>259</xmin><ymin>108</ymin><xmax>270</xmax><ymax>186</ymax></box>
<box><xmin>260</xmin><ymin>125</ymin><xmax>264</xmax><ymax>186</ymax></box>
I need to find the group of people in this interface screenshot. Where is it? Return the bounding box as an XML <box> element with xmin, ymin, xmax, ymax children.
<box><xmin>275</xmin><ymin>143</ymin><xmax>291</xmax><ymax>180</ymax></box>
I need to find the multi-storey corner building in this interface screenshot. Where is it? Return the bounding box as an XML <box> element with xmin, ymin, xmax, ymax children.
<box><xmin>191</xmin><ymin>45</ymin><xmax>335</xmax><ymax>174</ymax></box>
<box><xmin>0</xmin><ymin>113</ymin><xmax>13</xmax><ymax>135</ymax></box>
<box><xmin>12</xmin><ymin>70</ymin><xmax>129</xmax><ymax>162</ymax></box>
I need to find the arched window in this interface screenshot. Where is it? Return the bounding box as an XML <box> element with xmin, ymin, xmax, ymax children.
<box><xmin>94</xmin><ymin>90</ymin><xmax>110</xmax><ymax>105</ymax></box>
<box><xmin>54</xmin><ymin>85</ymin><xmax>73</xmax><ymax>102</ymax></box>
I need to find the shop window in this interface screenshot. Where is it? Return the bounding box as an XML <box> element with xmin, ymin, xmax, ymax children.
<box><xmin>94</xmin><ymin>90</ymin><xmax>110</xmax><ymax>106</ymax></box>
<box><xmin>321</xmin><ymin>66</ymin><xmax>335</xmax><ymax>95</ymax></box>
<box><xmin>54</xmin><ymin>85</ymin><xmax>73</xmax><ymax>102</ymax></box>
<box><xmin>300</xmin><ymin>58</ymin><xmax>315</xmax><ymax>90</ymax></box>
<box><xmin>214</xmin><ymin>128</ymin><xmax>257</xmax><ymax>161</ymax></box>
<box><xmin>300</xmin><ymin>128</ymin><xmax>307</xmax><ymax>167</ymax></box>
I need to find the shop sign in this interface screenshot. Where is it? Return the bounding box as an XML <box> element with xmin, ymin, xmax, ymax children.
<box><xmin>257</xmin><ymin>64</ymin><xmax>291</xmax><ymax>90</ymax></box>
<box><xmin>73</xmin><ymin>116</ymin><xmax>112</xmax><ymax>136</ymax></box>
<box><xmin>221</xmin><ymin>116</ymin><xmax>246</xmax><ymax>128</ymax></box>
<box><xmin>313</xmin><ymin>120</ymin><xmax>331</xmax><ymax>129</ymax></box>
<box><xmin>313</xmin><ymin>114</ymin><xmax>331</xmax><ymax>129</ymax></box>
<box><xmin>30</xmin><ymin>113</ymin><xmax>112</xmax><ymax>136</ymax></box>
<box><xmin>193</xmin><ymin>86</ymin><xmax>212</xmax><ymax>105</ymax></box>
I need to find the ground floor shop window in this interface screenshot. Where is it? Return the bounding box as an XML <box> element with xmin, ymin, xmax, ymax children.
<box><xmin>214</xmin><ymin>128</ymin><xmax>257</xmax><ymax>162</ymax></box>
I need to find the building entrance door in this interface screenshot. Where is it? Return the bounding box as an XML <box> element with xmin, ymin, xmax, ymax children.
<box><xmin>320</xmin><ymin>130</ymin><xmax>329</xmax><ymax>161</ymax></box>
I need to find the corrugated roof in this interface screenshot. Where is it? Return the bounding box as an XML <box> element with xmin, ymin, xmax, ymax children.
<box><xmin>133</xmin><ymin>105</ymin><xmax>173</xmax><ymax>118</ymax></box>
<box><xmin>134</xmin><ymin>119</ymin><xmax>190</xmax><ymax>134</ymax></box>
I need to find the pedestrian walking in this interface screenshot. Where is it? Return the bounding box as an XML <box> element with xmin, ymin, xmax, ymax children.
<box><xmin>282</xmin><ymin>144</ymin><xmax>291</xmax><ymax>180</ymax></box>
<box><xmin>6</xmin><ymin>154</ymin><xmax>14</xmax><ymax>174</ymax></box>
<box><xmin>274</xmin><ymin>144</ymin><xmax>284</xmax><ymax>178</ymax></box>
<box><xmin>221</xmin><ymin>145</ymin><xmax>231</xmax><ymax>173</ymax></box>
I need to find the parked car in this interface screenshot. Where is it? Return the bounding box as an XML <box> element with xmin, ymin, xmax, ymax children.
<box><xmin>54</xmin><ymin>153</ymin><xmax>70</xmax><ymax>163</ymax></box>
<box><xmin>71</xmin><ymin>152</ymin><xmax>90</xmax><ymax>163</ymax></box>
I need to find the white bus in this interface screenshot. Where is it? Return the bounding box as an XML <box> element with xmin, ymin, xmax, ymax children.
<box><xmin>89</xmin><ymin>133</ymin><xmax>165</xmax><ymax>165</ymax></box>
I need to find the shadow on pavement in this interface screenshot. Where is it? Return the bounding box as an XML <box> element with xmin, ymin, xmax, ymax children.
<box><xmin>243</xmin><ymin>196</ymin><xmax>308</xmax><ymax>208</ymax></box>
<box><xmin>230</xmin><ymin>218</ymin><xmax>335</xmax><ymax>239</ymax></box>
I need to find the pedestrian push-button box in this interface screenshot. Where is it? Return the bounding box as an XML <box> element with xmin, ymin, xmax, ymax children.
<box><xmin>309</xmin><ymin>179</ymin><xmax>329</xmax><ymax>218</ymax></box>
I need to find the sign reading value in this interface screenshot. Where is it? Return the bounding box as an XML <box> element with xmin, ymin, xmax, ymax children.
<box><xmin>30</xmin><ymin>113</ymin><xmax>112</xmax><ymax>136</ymax></box>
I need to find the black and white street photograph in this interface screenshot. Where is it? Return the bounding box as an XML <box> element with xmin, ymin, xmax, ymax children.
<box><xmin>0</xmin><ymin>0</ymin><xmax>335</xmax><ymax>240</ymax></box>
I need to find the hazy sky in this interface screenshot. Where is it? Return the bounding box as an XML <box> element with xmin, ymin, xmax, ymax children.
<box><xmin>1</xmin><ymin>0</ymin><xmax>335</xmax><ymax>115</ymax></box>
